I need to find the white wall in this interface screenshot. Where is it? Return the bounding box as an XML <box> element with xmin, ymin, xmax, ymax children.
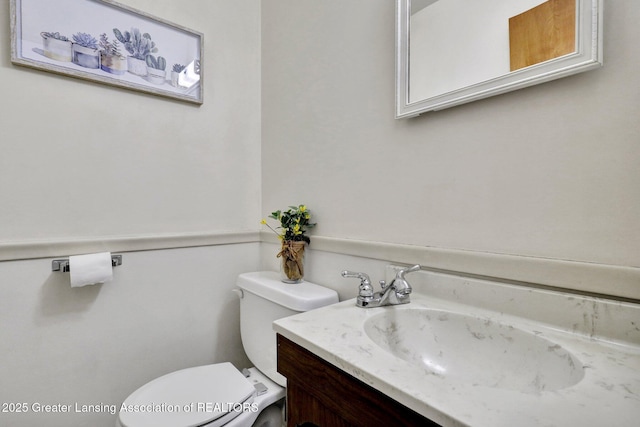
<box><xmin>0</xmin><ymin>244</ymin><xmax>257</xmax><ymax>426</ymax></box>
<box><xmin>262</xmin><ymin>0</ymin><xmax>640</xmax><ymax>296</ymax></box>
<box><xmin>0</xmin><ymin>1</ymin><xmax>261</xmax><ymax>426</ymax></box>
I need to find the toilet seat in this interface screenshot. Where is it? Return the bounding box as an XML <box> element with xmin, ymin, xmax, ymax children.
<box><xmin>118</xmin><ymin>362</ymin><xmax>256</xmax><ymax>427</ymax></box>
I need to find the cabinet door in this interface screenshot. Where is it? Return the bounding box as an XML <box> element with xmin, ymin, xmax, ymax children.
<box><xmin>277</xmin><ymin>334</ymin><xmax>440</xmax><ymax>427</ymax></box>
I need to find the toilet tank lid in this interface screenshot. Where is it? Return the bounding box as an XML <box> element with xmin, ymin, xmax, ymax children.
<box><xmin>237</xmin><ymin>271</ymin><xmax>339</xmax><ymax>312</ymax></box>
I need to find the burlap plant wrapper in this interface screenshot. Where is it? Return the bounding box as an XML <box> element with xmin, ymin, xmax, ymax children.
<box><xmin>278</xmin><ymin>240</ymin><xmax>306</xmax><ymax>282</ymax></box>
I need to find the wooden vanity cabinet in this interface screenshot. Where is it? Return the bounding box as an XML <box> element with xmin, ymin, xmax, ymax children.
<box><xmin>277</xmin><ymin>334</ymin><xmax>440</xmax><ymax>427</ymax></box>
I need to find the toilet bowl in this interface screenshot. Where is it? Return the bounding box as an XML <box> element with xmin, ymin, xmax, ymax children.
<box><xmin>116</xmin><ymin>271</ymin><xmax>339</xmax><ymax>427</ymax></box>
<box><xmin>116</xmin><ymin>365</ymin><xmax>283</xmax><ymax>427</ymax></box>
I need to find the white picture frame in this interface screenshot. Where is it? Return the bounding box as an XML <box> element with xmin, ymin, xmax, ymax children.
<box><xmin>10</xmin><ymin>0</ymin><xmax>204</xmax><ymax>104</ymax></box>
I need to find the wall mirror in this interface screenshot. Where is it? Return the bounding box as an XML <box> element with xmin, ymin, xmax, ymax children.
<box><xmin>396</xmin><ymin>0</ymin><xmax>603</xmax><ymax>118</ymax></box>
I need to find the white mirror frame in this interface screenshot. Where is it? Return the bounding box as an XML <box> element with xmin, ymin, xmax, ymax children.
<box><xmin>395</xmin><ymin>0</ymin><xmax>603</xmax><ymax>118</ymax></box>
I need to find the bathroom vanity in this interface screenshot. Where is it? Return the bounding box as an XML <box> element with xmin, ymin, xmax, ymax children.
<box><xmin>277</xmin><ymin>333</ymin><xmax>437</xmax><ymax>426</ymax></box>
<box><xmin>274</xmin><ymin>267</ymin><xmax>640</xmax><ymax>427</ymax></box>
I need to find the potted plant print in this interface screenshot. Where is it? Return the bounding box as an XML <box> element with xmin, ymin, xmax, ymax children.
<box><xmin>262</xmin><ymin>205</ymin><xmax>316</xmax><ymax>283</ymax></box>
<box><xmin>41</xmin><ymin>31</ymin><xmax>72</xmax><ymax>62</ymax></box>
<box><xmin>99</xmin><ymin>33</ymin><xmax>127</xmax><ymax>75</ymax></box>
<box><xmin>145</xmin><ymin>55</ymin><xmax>166</xmax><ymax>85</ymax></box>
<box><xmin>171</xmin><ymin>63</ymin><xmax>186</xmax><ymax>87</ymax></box>
<box><xmin>72</xmin><ymin>32</ymin><xmax>100</xmax><ymax>69</ymax></box>
<box><xmin>113</xmin><ymin>27</ymin><xmax>157</xmax><ymax>77</ymax></box>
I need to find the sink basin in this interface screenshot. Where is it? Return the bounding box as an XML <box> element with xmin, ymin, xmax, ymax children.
<box><xmin>364</xmin><ymin>309</ymin><xmax>584</xmax><ymax>393</ymax></box>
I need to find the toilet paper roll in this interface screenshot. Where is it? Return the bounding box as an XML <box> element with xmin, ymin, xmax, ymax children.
<box><xmin>69</xmin><ymin>252</ymin><xmax>113</xmax><ymax>288</ymax></box>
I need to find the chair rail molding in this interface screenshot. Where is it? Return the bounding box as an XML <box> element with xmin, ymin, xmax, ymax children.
<box><xmin>262</xmin><ymin>232</ymin><xmax>640</xmax><ymax>302</ymax></box>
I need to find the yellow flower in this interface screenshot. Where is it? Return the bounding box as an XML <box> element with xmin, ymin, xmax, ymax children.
<box><xmin>262</xmin><ymin>204</ymin><xmax>315</xmax><ymax>243</ymax></box>
<box><xmin>261</xmin><ymin>218</ymin><xmax>283</xmax><ymax>238</ymax></box>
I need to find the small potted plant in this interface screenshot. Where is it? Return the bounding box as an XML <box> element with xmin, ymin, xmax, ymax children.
<box><xmin>41</xmin><ymin>31</ymin><xmax>72</xmax><ymax>62</ymax></box>
<box><xmin>98</xmin><ymin>33</ymin><xmax>127</xmax><ymax>75</ymax></box>
<box><xmin>72</xmin><ymin>32</ymin><xmax>100</xmax><ymax>69</ymax></box>
<box><xmin>171</xmin><ymin>63</ymin><xmax>186</xmax><ymax>87</ymax></box>
<box><xmin>113</xmin><ymin>27</ymin><xmax>157</xmax><ymax>77</ymax></box>
<box><xmin>145</xmin><ymin>54</ymin><xmax>167</xmax><ymax>85</ymax></box>
<box><xmin>262</xmin><ymin>205</ymin><xmax>316</xmax><ymax>283</ymax></box>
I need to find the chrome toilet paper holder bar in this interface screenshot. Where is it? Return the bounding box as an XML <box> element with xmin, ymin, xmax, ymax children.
<box><xmin>52</xmin><ymin>254</ymin><xmax>123</xmax><ymax>272</ymax></box>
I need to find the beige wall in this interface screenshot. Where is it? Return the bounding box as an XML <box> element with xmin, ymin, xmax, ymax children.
<box><xmin>262</xmin><ymin>0</ymin><xmax>639</xmax><ymax>293</ymax></box>
<box><xmin>0</xmin><ymin>1</ymin><xmax>260</xmax><ymax>426</ymax></box>
<box><xmin>0</xmin><ymin>0</ymin><xmax>261</xmax><ymax>241</ymax></box>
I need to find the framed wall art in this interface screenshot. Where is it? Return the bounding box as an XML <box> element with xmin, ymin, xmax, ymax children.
<box><xmin>10</xmin><ymin>0</ymin><xmax>203</xmax><ymax>104</ymax></box>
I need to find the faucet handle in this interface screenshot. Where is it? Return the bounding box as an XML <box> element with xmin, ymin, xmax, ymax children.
<box><xmin>341</xmin><ymin>270</ymin><xmax>370</xmax><ymax>284</ymax></box>
<box><xmin>341</xmin><ymin>270</ymin><xmax>373</xmax><ymax>298</ymax></box>
<box><xmin>397</xmin><ymin>264</ymin><xmax>421</xmax><ymax>278</ymax></box>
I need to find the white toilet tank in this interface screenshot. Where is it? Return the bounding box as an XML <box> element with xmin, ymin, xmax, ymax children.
<box><xmin>236</xmin><ymin>271</ymin><xmax>339</xmax><ymax>387</ymax></box>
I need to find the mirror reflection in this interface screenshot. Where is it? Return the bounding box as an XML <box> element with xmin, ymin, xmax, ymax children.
<box><xmin>409</xmin><ymin>0</ymin><xmax>575</xmax><ymax>102</ymax></box>
<box><xmin>396</xmin><ymin>0</ymin><xmax>603</xmax><ymax>117</ymax></box>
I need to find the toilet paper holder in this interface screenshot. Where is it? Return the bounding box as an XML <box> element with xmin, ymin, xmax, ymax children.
<box><xmin>52</xmin><ymin>254</ymin><xmax>123</xmax><ymax>272</ymax></box>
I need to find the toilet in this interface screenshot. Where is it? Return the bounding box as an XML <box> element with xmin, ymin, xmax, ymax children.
<box><xmin>116</xmin><ymin>271</ymin><xmax>339</xmax><ymax>427</ymax></box>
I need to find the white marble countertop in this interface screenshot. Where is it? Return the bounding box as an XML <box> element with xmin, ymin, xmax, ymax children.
<box><xmin>273</xmin><ymin>269</ymin><xmax>640</xmax><ymax>427</ymax></box>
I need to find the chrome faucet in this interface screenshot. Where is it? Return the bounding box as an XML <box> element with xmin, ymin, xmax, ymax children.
<box><xmin>341</xmin><ymin>265</ymin><xmax>421</xmax><ymax>308</ymax></box>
